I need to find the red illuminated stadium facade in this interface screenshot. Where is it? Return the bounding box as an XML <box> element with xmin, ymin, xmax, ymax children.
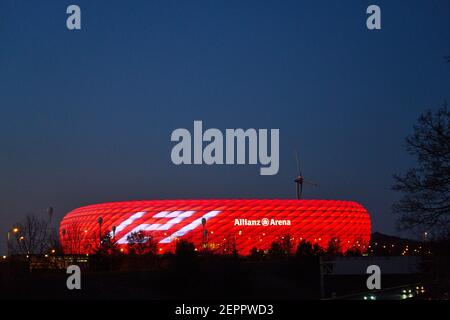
<box><xmin>60</xmin><ymin>199</ymin><xmax>371</xmax><ymax>255</ymax></box>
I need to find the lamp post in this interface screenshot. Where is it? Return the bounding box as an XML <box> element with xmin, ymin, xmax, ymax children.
<box><xmin>201</xmin><ymin>217</ymin><xmax>207</xmax><ymax>249</ymax></box>
<box><xmin>61</xmin><ymin>228</ymin><xmax>66</xmax><ymax>254</ymax></box>
<box><xmin>97</xmin><ymin>217</ymin><xmax>103</xmax><ymax>245</ymax></box>
<box><xmin>6</xmin><ymin>231</ymin><xmax>10</xmax><ymax>257</ymax></box>
<box><xmin>47</xmin><ymin>206</ymin><xmax>54</xmax><ymax>223</ymax></box>
<box><xmin>6</xmin><ymin>227</ymin><xmax>19</xmax><ymax>257</ymax></box>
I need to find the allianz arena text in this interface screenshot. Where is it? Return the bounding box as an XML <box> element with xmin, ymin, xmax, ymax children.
<box><xmin>59</xmin><ymin>199</ymin><xmax>371</xmax><ymax>254</ymax></box>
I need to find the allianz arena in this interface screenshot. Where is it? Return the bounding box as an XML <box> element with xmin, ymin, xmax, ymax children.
<box><xmin>59</xmin><ymin>199</ymin><xmax>371</xmax><ymax>254</ymax></box>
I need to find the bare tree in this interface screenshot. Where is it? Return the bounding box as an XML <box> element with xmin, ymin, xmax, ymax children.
<box><xmin>62</xmin><ymin>221</ymin><xmax>83</xmax><ymax>254</ymax></box>
<box><xmin>222</xmin><ymin>233</ymin><xmax>238</xmax><ymax>255</ymax></box>
<box><xmin>280</xmin><ymin>234</ymin><xmax>293</xmax><ymax>255</ymax></box>
<box><xmin>326</xmin><ymin>237</ymin><xmax>342</xmax><ymax>256</ymax></box>
<box><xmin>393</xmin><ymin>104</ymin><xmax>450</xmax><ymax>238</ymax></box>
<box><xmin>296</xmin><ymin>239</ymin><xmax>323</xmax><ymax>257</ymax></box>
<box><xmin>10</xmin><ymin>214</ymin><xmax>52</xmax><ymax>255</ymax></box>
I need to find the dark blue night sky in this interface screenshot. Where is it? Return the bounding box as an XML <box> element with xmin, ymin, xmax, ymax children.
<box><xmin>0</xmin><ymin>0</ymin><xmax>449</xmax><ymax>252</ymax></box>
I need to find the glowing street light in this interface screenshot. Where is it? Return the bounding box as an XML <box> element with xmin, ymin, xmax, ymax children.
<box><xmin>7</xmin><ymin>226</ymin><xmax>20</xmax><ymax>255</ymax></box>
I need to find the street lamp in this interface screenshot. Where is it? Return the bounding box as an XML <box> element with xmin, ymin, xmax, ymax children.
<box><xmin>6</xmin><ymin>227</ymin><xmax>19</xmax><ymax>257</ymax></box>
<box><xmin>47</xmin><ymin>206</ymin><xmax>54</xmax><ymax>222</ymax></box>
<box><xmin>6</xmin><ymin>232</ymin><xmax>10</xmax><ymax>257</ymax></box>
<box><xmin>201</xmin><ymin>217</ymin><xmax>207</xmax><ymax>249</ymax></box>
<box><xmin>97</xmin><ymin>217</ymin><xmax>103</xmax><ymax>245</ymax></box>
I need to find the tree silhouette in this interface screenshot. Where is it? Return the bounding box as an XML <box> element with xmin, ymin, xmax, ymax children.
<box><xmin>393</xmin><ymin>104</ymin><xmax>450</xmax><ymax>238</ymax></box>
<box><xmin>62</xmin><ymin>222</ymin><xmax>83</xmax><ymax>254</ymax></box>
<box><xmin>175</xmin><ymin>239</ymin><xmax>196</xmax><ymax>258</ymax></box>
<box><xmin>9</xmin><ymin>214</ymin><xmax>52</xmax><ymax>255</ymax></box>
<box><xmin>127</xmin><ymin>231</ymin><xmax>157</xmax><ymax>255</ymax></box>
<box><xmin>173</xmin><ymin>239</ymin><xmax>197</xmax><ymax>269</ymax></box>
<box><xmin>326</xmin><ymin>237</ymin><xmax>342</xmax><ymax>256</ymax></box>
<box><xmin>248</xmin><ymin>247</ymin><xmax>264</xmax><ymax>260</ymax></box>
<box><xmin>345</xmin><ymin>246</ymin><xmax>362</xmax><ymax>257</ymax></box>
<box><xmin>268</xmin><ymin>241</ymin><xmax>285</xmax><ymax>259</ymax></box>
<box><xmin>280</xmin><ymin>234</ymin><xmax>293</xmax><ymax>255</ymax></box>
<box><xmin>95</xmin><ymin>231</ymin><xmax>120</xmax><ymax>256</ymax></box>
<box><xmin>296</xmin><ymin>239</ymin><xmax>314</xmax><ymax>257</ymax></box>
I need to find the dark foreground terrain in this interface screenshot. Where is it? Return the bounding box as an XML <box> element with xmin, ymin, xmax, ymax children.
<box><xmin>0</xmin><ymin>254</ymin><xmax>438</xmax><ymax>300</ymax></box>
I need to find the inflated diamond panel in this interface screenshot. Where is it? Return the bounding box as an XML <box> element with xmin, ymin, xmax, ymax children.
<box><xmin>60</xmin><ymin>199</ymin><xmax>371</xmax><ymax>254</ymax></box>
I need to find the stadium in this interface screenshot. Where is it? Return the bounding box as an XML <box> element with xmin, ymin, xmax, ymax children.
<box><xmin>60</xmin><ymin>199</ymin><xmax>371</xmax><ymax>255</ymax></box>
